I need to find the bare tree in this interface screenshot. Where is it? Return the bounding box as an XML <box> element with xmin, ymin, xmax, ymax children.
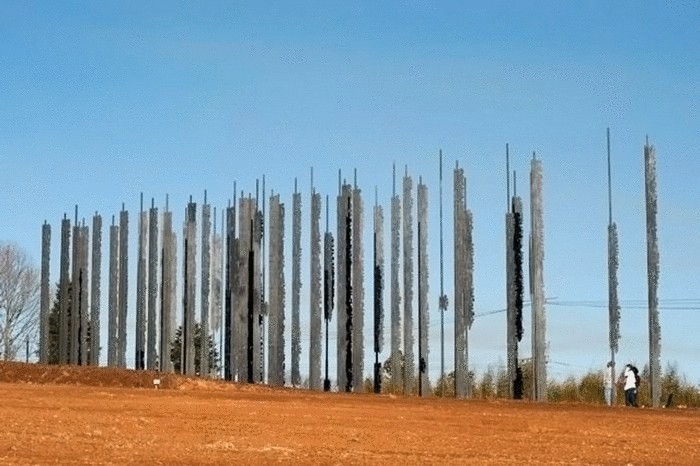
<box><xmin>0</xmin><ymin>243</ymin><xmax>40</xmax><ymax>360</ymax></box>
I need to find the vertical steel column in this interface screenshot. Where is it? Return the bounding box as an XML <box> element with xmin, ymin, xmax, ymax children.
<box><xmin>183</xmin><ymin>198</ymin><xmax>197</xmax><ymax>375</ymax></box>
<box><xmin>323</xmin><ymin>197</ymin><xmax>335</xmax><ymax>392</ymax></box>
<box><xmin>70</xmin><ymin>207</ymin><xmax>80</xmax><ymax>365</ymax></box>
<box><xmin>512</xmin><ymin>193</ymin><xmax>525</xmax><ymax>400</ymax></box>
<box><xmin>160</xmin><ymin>198</ymin><xmax>174</xmax><ymax>373</ymax></box>
<box><xmin>505</xmin><ymin>144</ymin><xmax>516</xmax><ymax>398</ymax></box>
<box><xmin>402</xmin><ymin>170</ymin><xmax>414</xmax><ymax>395</ymax></box>
<box><xmin>344</xmin><ymin>192</ymin><xmax>353</xmax><ymax>393</ymax></box>
<box><xmin>108</xmin><ymin>217</ymin><xmax>119</xmax><ymax>367</ymax></box>
<box><xmin>59</xmin><ymin>215</ymin><xmax>71</xmax><ymax>364</ymax></box>
<box><xmin>210</xmin><ymin>207</ymin><xmax>223</xmax><ymax>377</ymax></box>
<box><xmin>606</xmin><ymin>129</ymin><xmax>620</xmax><ymax>405</ymax></box>
<box><xmin>438</xmin><ymin>151</ymin><xmax>448</xmax><ymax>396</ymax></box>
<box><xmin>454</xmin><ymin>165</ymin><xmax>467</xmax><ymax>398</ymax></box>
<box><xmin>259</xmin><ymin>178</ymin><xmax>266</xmax><ymax>383</ymax></box>
<box><xmin>336</xmin><ymin>173</ymin><xmax>347</xmax><ymax>391</ymax></box>
<box><xmin>90</xmin><ymin>213</ymin><xmax>102</xmax><ymax>366</ymax></box>
<box><xmin>237</xmin><ymin>196</ymin><xmax>259</xmax><ymax>382</ymax></box>
<box><xmin>309</xmin><ymin>177</ymin><xmax>322</xmax><ymax>390</ymax></box>
<box><xmin>351</xmin><ymin>173</ymin><xmax>364</xmax><ymax>393</ymax></box>
<box><xmin>373</xmin><ymin>198</ymin><xmax>384</xmax><ymax>394</ymax></box>
<box><xmin>136</xmin><ymin>195</ymin><xmax>147</xmax><ymax>370</ymax></box>
<box><xmin>234</xmin><ymin>194</ymin><xmax>248</xmax><ymax>382</ymax></box>
<box><xmin>390</xmin><ymin>166</ymin><xmax>402</xmax><ymax>393</ymax></box>
<box><xmin>644</xmin><ymin>137</ymin><xmax>661</xmax><ymax>407</ymax></box>
<box><xmin>79</xmin><ymin>222</ymin><xmax>90</xmax><ymax>366</ymax></box>
<box><xmin>291</xmin><ymin>182</ymin><xmax>302</xmax><ymax>387</ymax></box>
<box><xmin>40</xmin><ymin>222</ymin><xmax>51</xmax><ymax>364</ymax></box>
<box><xmin>224</xmin><ymin>202</ymin><xmax>235</xmax><ymax>380</ymax></box>
<box><xmin>268</xmin><ymin>193</ymin><xmax>285</xmax><ymax>386</ymax></box>
<box><xmin>200</xmin><ymin>193</ymin><xmax>211</xmax><ymax>377</ymax></box>
<box><xmin>118</xmin><ymin>205</ymin><xmax>129</xmax><ymax>368</ymax></box>
<box><xmin>530</xmin><ymin>154</ymin><xmax>546</xmax><ymax>401</ymax></box>
<box><xmin>147</xmin><ymin>199</ymin><xmax>158</xmax><ymax>370</ymax></box>
<box><xmin>417</xmin><ymin>179</ymin><xmax>429</xmax><ymax>395</ymax></box>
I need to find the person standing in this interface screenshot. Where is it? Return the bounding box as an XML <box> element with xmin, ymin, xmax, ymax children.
<box><xmin>622</xmin><ymin>364</ymin><xmax>638</xmax><ymax>407</ymax></box>
<box><xmin>603</xmin><ymin>361</ymin><xmax>614</xmax><ymax>406</ymax></box>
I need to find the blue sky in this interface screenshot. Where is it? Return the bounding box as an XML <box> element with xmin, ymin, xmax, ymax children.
<box><xmin>1</xmin><ymin>1</ymin><xmax>698</xmax><ymax>385</ymax></box>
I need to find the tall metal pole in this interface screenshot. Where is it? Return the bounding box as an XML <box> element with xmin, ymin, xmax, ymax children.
<box><xmin>78</xmin><ymin>221</ymin><xmax>90</xmax><ymax>366</ymax></box>
<box><xmin>268</xmin><ymin>192</ymin><xmax>285</xmax><ymax>387</ymax></box>
<box><xmin>344</xmin><ymin>195</ymin><xmax>353</xmax><ymax>393</ymax></box>
<box><xmin>259</xmin><ymin>177</ymin><xmax>266</xmax><ymax>383</ymax></box>
<box><xmin>118</xmin><ymin>204</ymin><xmax>129</xmax><ymax>368</ymax></box>
<box><xmin>530</xmin><ymin>152</ymin><xmax>546</xmax><ymax>401</ymax></box>
<box><xmin>402</xmin><ymin>168</ymin><xmax>414</xmax><ymax>395</ymax></box>
<box><xmin>606</xmin><ymin>128</ymin><xmax>620</xmax><ymax>405</ymax></box>
<box><xmin>90</xmin><ymin>212</ymin><xmax>102</xmax><ymax>366</ymax></box>
<box><xmin>373</xmin><ymin>190</ymin><xmax>384</xmax><ymax>394</ymax></box>
<box><xmin>352</xmin><ymin>170</ymin><xmax>364</xmax><ymax>392</ymax></box>
<box><xmin>323</xmin><ymin>196</ymin><xmax>334</xmax><ymax>392</ymax></box>
<box><xmin>644</xmin><ymin>136</ymin><xmax>661</xmax><ymax>407</ymax></box>
<box><xmin>390</xmin><ymin>165</ymin><xmax>401</xmax><ymax>393</ymax></box>
<box><xmin>247</xmin><ymin>218</ymin><xmax>255</xmax><ymax>384</ymax></box>
<box><xmin>160</xmin><ymin>196</ymin><xmax>174</xmax><ymax>373</ymax></box>
<box><xmin>201</xmin><ymin>191</ymin><xmax>211</xmax><ymax>377</ymax></box>
<box><xmin>417</xmin><ymin>220</ymin><xmax>422</xmax><ymax>397</ymax></box>
<box><xmin>147</xmin><ymin>200</ymin><xmax>158</xmax><ymax>371</ymax></box>
<box><xmin>183</xmin><ymin>197</ymin><xmax>197</xmax><ymax>375</ymax></box>
<box><xmin>70</xmin><ymin>206</ymin><xmax>80</xmax><ymax>365</ymax></box>
<box><xmin>59</xmin><ymin>214</ymin><xmax>70</xmax><ymax>365</ymax></box>
<box><xmin>291</xmin><ymin>179</ymin><xmax>302</xmax><ymax>387</ymax></box>
<box><xmin>417</xmin><ymin>178</ymin><xmax>429</xmax><ymax>396</ymax></box>
<box><xmin>40</xmin><ymin>222</ymin><xmax>51</xmax><ymax>364</ymax></box>
<box><xmin>136</xmin><ymin>194</ymin><xmax>146</xmax><ymax>370</ymax></box>
<box><xmin>310</xmin><ymin>169</ymin><xmax>323</xmax><ymax>390</ymax></box>
<box><xmin>108</xmin><ymin>216</ymin><xmax>119</xmax><ymax>367</ymax></box>
<box><xmin>438</xmin><ymin>150</ymin><xmax>447</xmax><ymax>395</ymax></box>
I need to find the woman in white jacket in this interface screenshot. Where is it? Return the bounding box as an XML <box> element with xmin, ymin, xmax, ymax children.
<box><xmin>623</xmin><ymin>364</ymin><xmax>638</xmax><ymax>407</ymax></box>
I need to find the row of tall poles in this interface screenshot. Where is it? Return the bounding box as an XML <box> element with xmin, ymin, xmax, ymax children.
<box><xmin>35</xmin><ymin>137</ymin><xmax>660</xmax><ymax>402</ymax></box>
<box><xmin>34</xmin><ymin>156</ymin><xmax>535</xmax><ymax>396</ymax></box>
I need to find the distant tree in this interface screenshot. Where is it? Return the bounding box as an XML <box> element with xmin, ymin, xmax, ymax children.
<box><xmin>47</xmin><ymin>281</ymin><xmax>71</xmax><ymax>364</ymax></box>
<box><xmin>46</xmin><ymin>281</ymin><xmax>96</xmax><ymax>365</ymax></box>
<box><xmin>0</xmin><ymin>243</ymin><xmax>40</xmax><ymax>360</ymax></box>
<box><xmin>382</xmin><ymin>350</ymin><xmax>433</xmax><ymax>395</ymax></box>
<box><xmin>363</xmin><ymin>376</ymin><xmax>374</xmax><ymax>393</ymax></box>
<box><xmin>659</xmin><ymin>362</ymin><xmax>699</xmax><ymax>407</ymax></box>
<box><xmin>494</xmin><ymin>366</ymin><xmax>510</xmax><ymax>398</ymax></box>
<box><xmin>170</xmin><ymin>323</ymin><xmax>219</xmax><ymax>375</ymax></box>
<box><xmin>476</xmin><ymin>366</ymin><xmax>496</xmax><ymax>399</ymax></box>
<box><xmin>547</xmin><ymin>376</ymin><xmax>578</xmax><ymax>402</ymax></box>
<box><xmin>433</xmin><ymin>371</ymin><xmax>455</xmax><ymax>397</ymax></box>
<box><xmin>519</xmin><ymin>358</ymin><xmax>533</xmax><ymax>400</ymax></box>
<box><xmin>577</xmin><ymin>371</ymin><xmax>603</xmax><ymax>403</ymax></box>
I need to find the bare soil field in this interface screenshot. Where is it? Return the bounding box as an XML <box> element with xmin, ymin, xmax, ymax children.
<box><xmin>1</xmin><ymin>362</ymin><xmax>699</xmax><ymax>465</ymax></box>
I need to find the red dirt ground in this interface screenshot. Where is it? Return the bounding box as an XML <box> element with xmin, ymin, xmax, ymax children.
<box><xmin>1</xmin><ymin>362</ymin><xmax>699</xmax><ymax>465</ymax></box>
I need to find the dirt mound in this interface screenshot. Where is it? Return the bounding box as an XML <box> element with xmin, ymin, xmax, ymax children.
<box><xmin>3</xmin><ymin>375</ymin><xmax>700</xmax><ymax>465</ymax></box>
<box><xmin>0</xmin><ymin>361</ymin><xmax>231</xmax><ymax>390</ymax></box>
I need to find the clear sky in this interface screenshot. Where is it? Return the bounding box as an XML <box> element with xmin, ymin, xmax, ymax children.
<box><xmin>1</xmin><ymin>1</ymin><xmax>698</xmax><ymax>385</ymax></box>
